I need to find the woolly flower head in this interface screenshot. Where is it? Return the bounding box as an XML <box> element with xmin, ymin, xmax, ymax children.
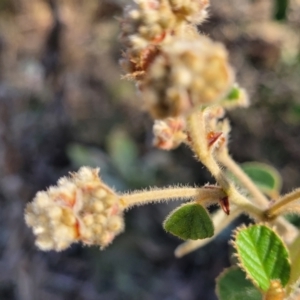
<box><xmin>120</xmin><ymin>0</ymin><xmax>176</xmax><ymax>81</ymax></box>
<box><xmin>120</xmin><ymin>0</ymin><xmax>176</xmax><ymax>49</ymax></box>
<box><xmin>140</xmin><ymin>36</ymin><xmax>234</xmax><ymax>118</ymax></box>
<box><xmin>119</xmin><ymin>0</ymin><xmax>203</xmax><ymax>81</ymax></box>
<box><xmin>25</xmin><ymin>167</ymin><xmax>124</xmax><ymax>251</ymax></box>
<box><xmin>120</xmin><ymin>0</ymin><xmax>208</xmax><ymax>48</ymax></box>
<box><xmin>153</xmin><ymin>117</ymin><xmax>187</xmax><ymax>150</ymax></box>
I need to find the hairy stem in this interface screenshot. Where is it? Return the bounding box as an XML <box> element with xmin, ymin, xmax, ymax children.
<box><xmin>229</xmin><ymin>188</ymin><xmax>265</xmax><ymax>220</ymax></box>
<box><xmin>217</xmin><ymin>148</ymin><xmax>299</xmax><ymax>241</ymax></box>
<box><xmin>217</xmin><ymin>149</ymin><xmax>269</xmax><ymax>207</ymax></box>
<box><xmin>266</xmin><ymin>188</ymin><xmax>300</xmax><ymax>219</ymax></box>
<box><xmin>121</xmin><ymin>186</ymin><xmax>225</xmax><ymax>209</ymax></box>
<box><xmin>186</xmin><ymin>110</ymin><xmax>208</xmax><ymax>158</ymax></box>
<box><xmin>186</xmin><ymin>111</ymin><xmax>263</xmax><ymax>220</ymax></box>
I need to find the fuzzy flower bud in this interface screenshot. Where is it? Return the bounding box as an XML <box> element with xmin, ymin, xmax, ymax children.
<box><xmin>25</xmin><ymin>167</ymin><xmax>124</xmax><ymax>251</ymax></box>
<box><xmin>140</xmin><ymin>36</ymin><xmax>234</xmax><ymax>119</ymax></box>
<box><xmin>119</xmin><ymin>0</ymin><xmax>203</xmax><ymax>82</ymax></box>
<box><xmin>220</xmin><ymin>84</ymin><xmax>249</xmax><ymax>109</ymax></box>
<box><xmin>153</xmin><ymin>117</ymin><xmax>187</xmax><ymax>150</ymax></box>
<box><xmin>203</xmin><ymin>106</ymin><xmax>231</xmax><ymax>151</ymax></box>
<box><xmin>120</xmin><ymin>0</ymin><xmax>176</xmax><ymax>81</ymax></box>
<box><xmin>120</xmin><ymin>0</ymin><xmax>176</xmax><ymax>49</ymax></box>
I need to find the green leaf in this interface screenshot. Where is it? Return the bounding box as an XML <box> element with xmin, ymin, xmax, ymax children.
<box><xmin>234</xmin><ymin>224</ymin><xmax>291</xmax><ymax>291</ymax></box>
<box><xmin>106</xmin><ymin>127</ymin><xmax>138</xmax><ymax>177</ymax></box>
<box><xmin>220</xmin><ymin>84</ymin><xmax>248</xmax><ymax>108</ymax></box>
<box><xmin>241</xmin><ymin>162</ymin><xmax>282</xmax><ymax>197</ymax></box>
<box><xmin>67</xmin><ymin>143</ymin><xmax>105</xmax><ymax>168</ymax></box>
<box><xmin>227</xmin><ymin>86</ymin><xmax>240</xmax><ymax>100</ymax></box>
<box><xmin>285</xmin><ymin>214</ymin><xmax>300</xmax><ymax>229</ymax></box>
<box><xmin>216</xmin><ymin>267</ymin><xmax>262</xmax><ymax>300</ymax></box>
<box><xmin>163</xmin><ymin>203</ymin><xmax>214</xmax><ymax>240</ymax></box>
<box><xmin>285</xmin><ymin>104</ymin><xmax>300</xmax><ymax>125</ymax></box>
<box><xmin>274</xmin><ymin>0</ymin><xmax>288</xmax><ymax>20</ymax></box>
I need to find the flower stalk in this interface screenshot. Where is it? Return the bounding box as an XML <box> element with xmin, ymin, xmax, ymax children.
<box><xmin>121</xmin><ymin>185</ymin><xmax>225</xmax><ymax>209</ymax></box>
<box><xmin>186</xmin><ymin>111</ymin><xmax>264</xmax><ymax>220</ymax></box>
<box><xmin>266</xmin><ymin>188</ymin><xmax>300</xmax><ymax>219</ymax></box>
<box><xmin>217</xmin><ymin>148</ymin><xmax>269</xmax><ymax>207</ymax></box>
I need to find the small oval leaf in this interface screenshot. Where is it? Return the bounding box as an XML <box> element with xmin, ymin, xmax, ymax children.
<box><xmin>220</xmin><ymin>84</ymin><xmax>249</xmax><ymax>108</ymax></box>
<box><xmin>234</xmin><ymin>224</ymin><xmax>291</xmax><ymax>292</ymax></box>
<box><xmin>216</xmin><ymin>267</ymin><xmax>262</xmax><ymax>300</ymax></box>
<box><xmin>227</xmin><ymin>86</ymin><xmax>240</xmax><ymax>100</ymax></box>
<box><xmin>241</xmin><ymin>162</ymin><xmax>282</xmax><ymax>197</ymax></box>
<box><xmin>163</xmin><ymin>203</ymin><xmax>214</xmax><ymax>240</ymax></box>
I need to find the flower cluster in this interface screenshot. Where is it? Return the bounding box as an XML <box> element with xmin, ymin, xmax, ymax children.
<box><xmin>25</xmin><ymin>167</ymin><xmax>124</xmax><ymax>251</ymax></box>
<box><xmin>141</xmin><ymin>38</ymin><xmax>234</xmax><ymax>118</ymax></box>
<box><xmin>120</xmin><ymin>0</ymin><xmax>236</xmax><ymax>116</ymax></box>
<box><xmin>119</xmin><ymin>0</ymin><xmax>249</xmax><ymax>153</ymax></box>
<box><xmin>119</xmin><ymin>0</ymin><xmax>208</xmax><ymax>82</ymax></box>
<box><xmin>153</xmin><ymin>117</ymin><xmax>187</xmax><ymax>149</ymax></box>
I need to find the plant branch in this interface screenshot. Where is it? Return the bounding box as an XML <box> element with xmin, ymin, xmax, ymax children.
<box><xmin>217</xmin><ymin>149</ymin><xmax>269</xmax><ymax>207</ymax></box>
<box><xmin>186</xmin><ymin>110</ymin><xmax>208</xmax><ymax>158</ymax></box>
<box><xmin>266</xmin><ymin>188</ymin><xmax>300</xmax><ymax>219</ymax></box>
<box><xmin>186</xmin><ymin>111</ymin><xmax>264</xmax><ymax>220</ymax></box>
<box><xmin>121</xmin><ymin>186</ymin><xmax>225</xmax><ymax>209</ymax></box>
<box><xmin>217</xmin><ymin>148</ymin><xmax>299</xmax><ymax>241</ymax></box>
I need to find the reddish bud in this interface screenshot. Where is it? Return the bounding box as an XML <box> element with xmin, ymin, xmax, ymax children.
<box><xmin>207</xmin><ymin>131</ymin><xmax>223</xmax><ymax>148</ymax></box>
<box><xmin>219</xmin><ymin>196</ymin><xmax>230</xmax><ymax>215</ymax></box>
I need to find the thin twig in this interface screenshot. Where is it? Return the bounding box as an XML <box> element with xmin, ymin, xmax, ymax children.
<box><xmin>121</xmin><ymin>186</ymin><xmax>225</xmax><ymax>209</ymax></box>
<box><xmin>217</xmin><ymin>149</ymin><xmax>269</xmax><ymax>207</ymax></box>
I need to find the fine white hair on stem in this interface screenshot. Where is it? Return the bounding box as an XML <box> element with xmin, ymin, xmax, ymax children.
<box><xmin>121</xmin><ymin>185</ymin><xmax>226</xmax><ymax>209</ymax></box>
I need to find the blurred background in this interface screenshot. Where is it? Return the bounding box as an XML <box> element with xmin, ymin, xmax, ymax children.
<box><xmin>0</xmin><ymin>0</ymin><xmax>300</xmax><ymax>299</ymax></box>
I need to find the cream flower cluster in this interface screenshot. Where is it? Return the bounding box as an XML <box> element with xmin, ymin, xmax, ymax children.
<box><xmin>153</xmin><ymin>117</ymin><xmax>187</xmax><ymax>150</ymax></box>
<box><xmin>119</xmin><ymin>0</ymin><xmax>209</xmax><ymax>82</ymax></box>
<box><xmin>120</xmin><ymin>0</ymin><xmax>243</xmax><ymax>121</ymax></box>
<box><xmin>120</xmin><ymin>0</ymin><xmax>176</xmax><ymax>49</ymax></box>
<box><xmin>120</xmin><ymin>0</ymin><xmax>208</xmax><ymax>49</ymax></box>
<box><xmin>25</xmin><ymin>167</ymin><xmax>124</xmax><ymax>251</ymax></box>
<box><xmin>141</xmin><ymin>38</ymin><xmax>234</xmax><ymax>118</ymax></box>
